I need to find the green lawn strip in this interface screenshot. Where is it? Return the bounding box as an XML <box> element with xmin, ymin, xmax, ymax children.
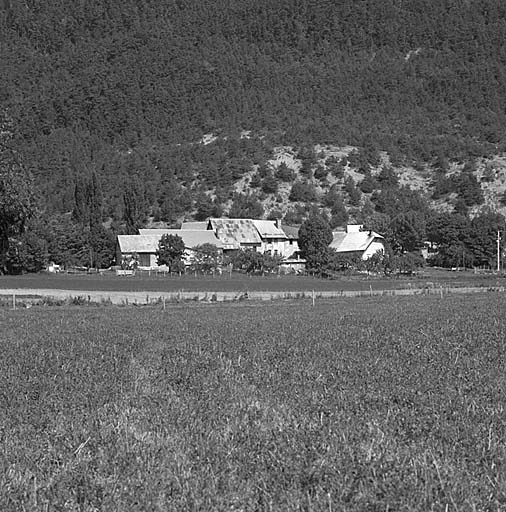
<box><xmin>1</xmin><ymin>270</ymin><xmax>505</xmax><ymax>294</ymax></box>
<box><xmin>1</xmin><ymin>295</ymin><xmax>506</xmax><ymax>510</ymax></box>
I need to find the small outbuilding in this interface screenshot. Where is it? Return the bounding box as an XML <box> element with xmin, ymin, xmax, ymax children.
<box><xmin>330</xmin><ymin>225</ymin><xmax>385</xmax><ymax>260</ymax></box>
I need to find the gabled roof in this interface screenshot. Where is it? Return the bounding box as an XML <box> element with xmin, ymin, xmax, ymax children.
<box><xmin>180</xmin><ymin>221</ymin><xmax>209</xmax><ymax>230</ymax></box>
<box><xmin>122</xmin><ymin>230</ymin><xmax>223</xmax><ymax>252</ymax></box>
<box><xmin>209</xmin><ymin>218</ymin><xmax>262</xmax><ymax>248</ymax></box>
<box><xmin>281</xmin><ymin>225</ymin><xmax>299</xmax><ymax>240</ymax></box>
<box><xmin>117</xmin><ymin>235</ymin><xmax>161</xmax><ymax>253</ymax></box>
<box><xmin>251</xmin><ymin>220</ymin><xmax>286</xmax><ymax>239</ymax></box>
<box><xmin>330</xmin><ymin>230</ymin><xmax>384</xmax><ymax>253</ymax></box>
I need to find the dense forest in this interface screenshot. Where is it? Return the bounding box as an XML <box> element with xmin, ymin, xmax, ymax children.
<box><xmin>2</xmin><ymin>0</ymin><xmax>506</xmax><ymax>271</ymax></box>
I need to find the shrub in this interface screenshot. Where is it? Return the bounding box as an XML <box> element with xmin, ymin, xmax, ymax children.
<box><xmin>289</xmin><ymin>181</ymin><xmax>318</xmax><ymax>203</ymax></box>
<box><xmin>275</xmin><ymin>163</ymin><xmax>295</xmax><ymax>182</ymax></box>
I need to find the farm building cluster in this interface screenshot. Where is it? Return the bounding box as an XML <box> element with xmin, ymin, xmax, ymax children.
<box><xmin>116</xmin><ymin>220</ymin><xmax>385</xmax><ymax>271</ymax></box>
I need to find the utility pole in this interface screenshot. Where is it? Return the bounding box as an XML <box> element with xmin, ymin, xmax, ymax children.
<box><xmin>497</xmin><ymin>231</ymin><xmax>501</xmax><ymax>272</ymax></box>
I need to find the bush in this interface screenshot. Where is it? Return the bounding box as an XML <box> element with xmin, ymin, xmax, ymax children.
<box><xmin>249</xmin><ymin>172</ymin><xmax>262</xmax><ymax>188</ymax></box>
<box><xmin>230</xmin><ymin>250</ymin><xmax>281</xmax><ymax>274</ymax></box>
<box><xmin>327</xmin><ymin>160</ymin><xmax>345</xmax><ymax>179</ymax></box>
<box><xmin>261</xmin><ymin>173</ymin><xmax>278</xmax><ymax>194</ymax></box>
<box><xmin>359</xmin><ymin>172</ymin><xmax>377</xmax><ymax>193</ymax></box>
<box><xmin>314</xmin><ymin>164</ymin><xmax>328</xmax><ymax>181</ymax></box>
<box><xmin>344</xmin><ymin>177</ymin><xmax>361</xmax><ymax>206</ymax></box>
<box><xmin>275</xmin><ymin>163</ymin><xmax>295</xmax><ymax>182</ymax></box>
<box><xmin>289</xmin><ymin>181</ymin><xmax>318</xmax><ymax>203</ymax></box>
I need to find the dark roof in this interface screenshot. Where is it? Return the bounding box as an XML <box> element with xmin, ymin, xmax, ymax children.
<box><xmin>281</xmin><ymin>225</ymin><xmax>299</xmax><ymax>239</ymax></box>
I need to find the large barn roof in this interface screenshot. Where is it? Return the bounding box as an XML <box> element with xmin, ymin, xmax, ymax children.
<box><xmin>121</xmin><ymin>230</ymin><xmax>223</xmax><ymax>252</ymax></box>
<box><xmin>208</xmin><ymin>218</ymin><xmax>262</xmax><ymax>248</ymax></box>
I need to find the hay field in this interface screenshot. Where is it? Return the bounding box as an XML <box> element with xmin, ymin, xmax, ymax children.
<box><xmin>2</xmin><ymin>294</ymin><xmax>506</xmax><ymax>510</ymax></box>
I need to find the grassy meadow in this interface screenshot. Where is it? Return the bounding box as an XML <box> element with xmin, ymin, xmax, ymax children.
<box><xmin>2</xmin><ymin>294</ymin><xmax>506</xmax><ymax>510</ymax></box>
<box><xmin>1</xmin><ymin>268</ymin><xmax>506</xmax><ymax>293</ymax></box>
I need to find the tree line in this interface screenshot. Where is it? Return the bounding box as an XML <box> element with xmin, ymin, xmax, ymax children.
<box><xmin>2</xmin><ymin>1</ymin><xmax>506</xmax><ymax>272</ymax></box>
<box><xmin>1</xmin><ymin>139</ymin><xmax>505</xmax><ymax>273</ymax></box>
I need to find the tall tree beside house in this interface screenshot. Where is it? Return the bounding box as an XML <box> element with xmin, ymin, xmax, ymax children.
<box><xmin>44</xmin><ymin>214</ymin><xmax>90</xmax><ymax>268</ymax></box>
<box><xmin>426</xmin><ymin>212</ymin><xmax>471</xmax><ymax>268</ymax></box>
<box><xmin>298</xmin><ymin>213</ymin><xmax>333</xmax><ymax>274</ymax></box>
<box><xmin>73</xmin><ymin>169</ymin><xmax>102</xmax><ymax>230</ymax></box>
<box><xmin>389</xmin><ymin>211</ymin><xmax>427</xmax><ymax>254</ymax></box>
<box><xmin>156</xmin><ymin>234</ymin><xmax>186</xmax><ymax>273</ymax></box>
<box><xmin>72</xmin><ymin>169</ymin><xmax>113</xmax><ymax>268</ymax></box>
<box><xmin>123</xmin><ymin>175</ymin><xmax>149</xmax><ymax>234</ymax></box>
<box><xmin>5</xmin><ymin>221</ymin><xmax>48</xmax><ymax>274</ymax></box>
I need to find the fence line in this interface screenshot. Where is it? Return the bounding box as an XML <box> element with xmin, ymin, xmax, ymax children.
<box><xmin>0</xmin><ymin>285</ymin><xmax>505</xmax><ymax>306</ymax></box>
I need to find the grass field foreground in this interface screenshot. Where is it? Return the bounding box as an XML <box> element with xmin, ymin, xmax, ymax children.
<box><xmin>1</xmin><ymin>295</ymin><xmax>506</xmax><ymax>510</ymax></box>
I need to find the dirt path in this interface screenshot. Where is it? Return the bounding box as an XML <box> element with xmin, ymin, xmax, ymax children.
<box><xmin>0</xmin><ymin>285</ymin><xmax>504</xmax><ymax>305</ymax></box>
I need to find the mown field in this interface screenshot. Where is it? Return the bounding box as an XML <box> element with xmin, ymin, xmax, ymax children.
<box><xmin>2</xmin><ymin>294</ymin><xmax>506</xmax><ymax>510</ymax></box>
<box><xmin>1</xmin><ymin>268</ymin><xmax>505</xmax><ymax>293</ymax></box>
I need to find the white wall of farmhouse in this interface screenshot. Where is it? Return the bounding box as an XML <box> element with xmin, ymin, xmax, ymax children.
<box><xmin>259</xmin><ymin>238</ymin><xmax>300</xmax><ymax>258</ymax></box>
<box><xmin>362</xmin><ymin>239</ymin><xmax>385</xmax><ymax>260</ymax></box>
<box><xmin>260</xmin><ymin>238</ymin><xmax>286</xmax><ymax>256</ymax></box>
<box><xmin>283</xmin><ymin>239</ymin><xmax>299</xmax><ymax>257</ymax></box>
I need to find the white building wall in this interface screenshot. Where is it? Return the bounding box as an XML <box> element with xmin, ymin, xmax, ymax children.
<box><xmin>362</xmin><ymin>240</ymin><xmax>385</xmax><ymax>260</ymax></box>
<box><xmin>260</xmin><ymin>238</ymin><xmax>301</xmax><ymax>258</ymax></box>
<box><xmin>283</xmin><ymin>239</ymin><xmax>300</xmax><ymax>258</ymax></box>
<box><xmin>260</xmin><ymin>238</ymin><xmax>288</xmax><ymax>256</ymax></box>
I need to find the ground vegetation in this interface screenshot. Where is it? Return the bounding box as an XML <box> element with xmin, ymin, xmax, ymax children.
<box><xmin>2</xmin><ymin>294</ymin><xmax>506</xmax><ymax>510</ymax></box>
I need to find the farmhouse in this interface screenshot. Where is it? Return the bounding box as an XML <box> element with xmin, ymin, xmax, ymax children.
<box><xmin>251</xmin><ymin>219</ymin><xmax>288</xmax><ymax>256</ymax></box>
<box><xmin>203</xmin><ymin>218</ymin><xmax>301</xmax><ymax>258</ymax></box>
<box><xmin>207</xmin><ymin>218</ymin><xmax>262</xmax><ymax>251</ymax></box>
<box><xmin>117</xmin><ymin>230</ymin><xmax>223</xmax><ymax>269</ymax></box>
<box><xmin>331</xmin><ymin>224</ymin><xmax>385</xmax><ymax>260</ymax></box>
<box><xmin>280</xmin><ymin>224</ymin><xmax>301</xmax><ymax>258</ymax></box>
<box><xmin>117</xmin><ymin>221</ymin><xmax>384</xmax><ymax>271</ymax></box>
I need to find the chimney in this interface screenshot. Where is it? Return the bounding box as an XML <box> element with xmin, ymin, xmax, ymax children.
<box><xmin>346</xmin><ymin>224</ymin><xmax>363</xmax><ymax>233</ymax></box>
<box><xmin>216</xmin><ymin>227</ymin><xmax>222</xmax><ymax>239</ymax></box>
<box><xmin>275</xmin><ymin>218</ymin><xmax>281</xmax><ymax>229</ymax></box>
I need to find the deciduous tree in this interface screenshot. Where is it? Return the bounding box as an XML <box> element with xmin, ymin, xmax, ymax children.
<box><xmin>156</xmin><ymin>234</ymin><xmax>186</xmax><ymax>272</ymax></box>
<box><xmin>298</xmin><ymin>214</ymin><xmax>333</xmax><ymax>273</ymax></box>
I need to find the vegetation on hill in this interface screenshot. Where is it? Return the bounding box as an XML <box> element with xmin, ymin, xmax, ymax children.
<box><xmin>3</xmin><ymin>1</ymin><xmax>506</xmax><ymax>270</ymax></box>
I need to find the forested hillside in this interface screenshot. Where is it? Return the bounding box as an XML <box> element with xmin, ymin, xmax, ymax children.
<box><xmin>2</xmin><ymin>0</ymin><xmax>506</xmax><ymax>271</ymax></box>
